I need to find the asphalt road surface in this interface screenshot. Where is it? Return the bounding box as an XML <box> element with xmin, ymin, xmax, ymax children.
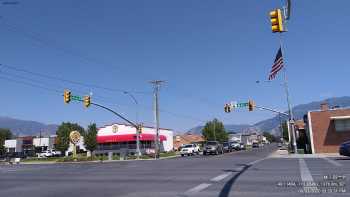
<box><xmin>1</xmin><ymin>144</ymin><xmax>349</xmax><ymax>197</ymax></box>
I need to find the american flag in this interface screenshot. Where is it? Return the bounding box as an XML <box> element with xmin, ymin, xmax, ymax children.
<box><xmin>268</xmin><ymin>47</ymin><xmax>284</xmax><ymax>80</ymax></box>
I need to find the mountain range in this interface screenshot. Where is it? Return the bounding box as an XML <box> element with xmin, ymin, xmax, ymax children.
<box><xmin>0</xmin><ymin>117</ymin><xmax>58</xmax><ymax>136</ymax></box>
<box><xmin>187</xmin><ymin>96</ymin><xmax>350</xmax><ymax>135</ymax></box>
<box><xmin>1</xmin><ymin>96</ymin><xmax>350</xmax><ymax>137</ymax></box>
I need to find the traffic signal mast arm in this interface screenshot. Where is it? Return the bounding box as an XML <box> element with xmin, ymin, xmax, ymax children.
<box><xmin>63</xmin><ymin>92</ymin><xmax>138</xmax><ymax>129</ymax></box>
<box><xmin>255</xmin><ymin>105</ymin><xmax>289</xmax><ymax>117</ymax></box>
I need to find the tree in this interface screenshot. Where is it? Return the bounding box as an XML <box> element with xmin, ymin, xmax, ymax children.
<box><xmin>262</xmin><ymin>132</ymin><xmax>277</xmax><ymax>142</ymax></box>
<box><xmin>202</xmin><ymin>119</ymin><xmax>228</xmax><ymax>142</ymax></box>
<box><xmin>84</xmin><ymin>123</ymin><xmax>98</xmax><ymax>156</ymax></box>
<box><xmin>56</xmin><ymin>122</ymin><xmax>85</xmax><ymax>155</ymax></box>
<box><xmin>0</xmin><ymin>128</ymin><xmax>12</xmax><ymax>154</ymax></box>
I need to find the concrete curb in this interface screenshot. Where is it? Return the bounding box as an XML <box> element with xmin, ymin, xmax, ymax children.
<box><xmin>269</xmin><ymin>150</ymin><xmax>347</xmax><ymax>158</ymax></box>
<box><xmin>15</xmin><ymin>154</ymin><xmax>180</xmax><ymax>165</ymax></box>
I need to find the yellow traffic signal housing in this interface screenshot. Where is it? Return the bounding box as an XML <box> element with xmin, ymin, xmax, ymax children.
<box><xmin>137</xmin><ymin>124</ymin><xmax>143</xmax><ymax>134</ymax></box>
<box><xmin>269</xmin><ymin>9</ymin><xmax>284</xmax><ymax>33</ymax></box>
<box><xmin>248</xmin><ymin>100</ymin><xmax>255</xmax><ymax>111</ymax></box>
<box><xmin>84</xmin><ymin>96</ymin><xmax>91</xmax><ymax>108</ymax></box>
<box><xmin>224</xmin><ymin>104</ymin><xmax>231</xmax><ymax>113</ymax></box>
<box><xmin>64</xmin><ymin>90</ymin><xmax>71</xmax><ymax>104</ymax></box>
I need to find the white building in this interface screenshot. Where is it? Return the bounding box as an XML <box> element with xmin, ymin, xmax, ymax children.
<box><xmin>96</xmin><ymin>123</ymin><xmax>174</xmax><ymax>154</ymax></box>
<box><xmin>33</xmin><ymin>136</ymin><xmax>56</xmax><ymax>151</ymax></box>
<box><xmin>4</xmin><ymin>139</ymin><xmax>23</xmax><ymax>153</ymax></box>
<box><xmin>228</xmin><ymin>134</ymin><xmax>242</xmax><ymax>142</ymax></box>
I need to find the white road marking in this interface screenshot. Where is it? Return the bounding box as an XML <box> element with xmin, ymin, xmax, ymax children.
<box><xmin>299</xmin><ymin>159</ymin><xmax>319</xmax><ymax>193</ymax></box>
<box><xmin>322</xmin><ymin>157</ymin><xmax>342</xmax><ymax>167</ymax></box>
<box><xmin>184</xmin><ymin>183</ymin><xmax>212</xmax><ymax>195</ymax></box>
<box><xmin>248</xmin><ymin>157</ymin><xmax>267</xmax><ymax>165</ymax></box>
<box><xmin>210</xmin><ymin>172</ymin><xmax>232</xmax><ymax>182</ymax></box>
<box><xmin>183</xmin><ymin>156</ymin><xmax>270</xmax><ymax>195</ymax></box>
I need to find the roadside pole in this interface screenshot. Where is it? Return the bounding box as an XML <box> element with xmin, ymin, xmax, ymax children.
<box><xmin>150</xmin><ymin>80</ymin><xmax>165</xmax><ymax>159</ymax></box>
<box><xmin>278</xmin><ymin>33</ymin><xmax>297</xmax><ymax>154</ymax></box>
<box><xmin>123</xmin><ymin>91</ymin><xmax>141</xmax><ymax>159</ymax></box>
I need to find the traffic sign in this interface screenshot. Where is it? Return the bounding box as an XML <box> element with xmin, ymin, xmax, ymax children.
<box><xmin>230</xmin><ymin>101</ymin><xmax>248</xmax><ymax>108</ymax></box>
<box><xmin>71</xmin><ymin>95</ymin><xmax>82</xmax><ymax>101</ymax></box>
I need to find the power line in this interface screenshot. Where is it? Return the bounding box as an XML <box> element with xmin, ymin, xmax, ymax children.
<box><xmin>0</xmin><ymin>20</ymin><xmax>128</xmax><ymax>74</ymax></box>
<box><xmin>0</xmin><ymin>63</ymin><xmax>150</xmax><ymax>95</ymax></box>
<box><xmin>0</xmin><ymin>75</ymin><xmax>61</xmax><ymax>94</ymax></box>
<box><xmin>0</xmin><ymin>72</ymin><xmax>208</xmax><ymax>126</ymax></box>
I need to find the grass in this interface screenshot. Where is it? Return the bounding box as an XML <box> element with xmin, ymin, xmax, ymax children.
<box><xmin>159</xmin><ymin>151</ymin><xmax>177</xmax><ymax>158</ymax></box>
<box><xmin>21</xmin><ymin>151</ymin><xmax>177</xmax><ymax>163</ymax></box>
<box><xmin>22</xmin><ymin>157</ymin><xmax>60</xmax><ymax>163</ymax></box>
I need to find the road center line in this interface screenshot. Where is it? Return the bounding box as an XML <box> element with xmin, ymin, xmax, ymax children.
<box><xmin>299</xmin><ymin>159</ymin><xmax>319</xmax><ymax>193</ymax></box>
<box><xmin>184</xmin><ymin>183</ymin><xmax>211</xmax><ymax>195</ymax></box>
<box><xmin>322</xmin><ymin>157</ymin><xmax>342</xmax><ymax>167</ymax></box>
<box><xmin>210</xmin><ymin>172</ymin><xmax>233</xmax><ymax>182</ymax></box>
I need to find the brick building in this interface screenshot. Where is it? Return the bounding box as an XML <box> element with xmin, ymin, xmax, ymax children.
<box><xmin>173</xmin><ymin>134</ymin><xmax>204</xmax><ymax>151</ymax></box>
<box><xmin>305</xmin><ymin>103</ymin><xmax>350</xmax><ymax>153</ymax></box>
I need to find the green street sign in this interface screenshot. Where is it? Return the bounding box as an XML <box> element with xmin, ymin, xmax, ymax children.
<box><xmin>71</xmin><ymin>95</ymin><xmax>82</xmax><ymax>101</ymax></box>
<box><xmin>231</xmin><ymin>101</ymin><xmax>248</xmax><ymax>108</ymax></box>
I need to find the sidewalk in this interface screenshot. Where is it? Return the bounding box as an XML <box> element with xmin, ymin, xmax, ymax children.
<box><xmin>269</xmin><ymin>149</ymin><xmax>346</xmax><ymax>158</ymax></box>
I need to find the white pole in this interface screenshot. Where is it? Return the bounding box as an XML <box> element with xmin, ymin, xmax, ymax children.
<box><xmin>278</xmin><ymin>33</ymin><xmax>297</xmax><ymax>154</ymax></box>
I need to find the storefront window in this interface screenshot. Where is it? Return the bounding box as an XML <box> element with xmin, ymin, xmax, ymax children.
<box><xmin>335</xmin><ymin>119</ymin><xmax>350</xmax><ymax>132</ymax></box>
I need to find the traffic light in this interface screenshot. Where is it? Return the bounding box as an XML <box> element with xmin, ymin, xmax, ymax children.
<box><xmin>269</xmin><ymin>9</ymin><xmax>284</xmax><ymax>33</ymax></box>
<box><xmin>248</xmin><ymin>100</ymin><xmax>255</xmax><ymax>111</ymax></box>
<box><xmin>64</xmin><ymin>90</ymin><xmax>71</xmax><ymax>104</ymax></box>
<box><xmin>84</xmin><ymin>96</ymin><xmax>91</xmax><ymax>108</ymax></box>
<box><xmin>137</xmin><ymin>124</ymin><xmax>143</xmax><ymax>134</ymax></box>
<box><xmin>224</xmin><ymin>104</ymin><xmax>231</xmax><ymax>113</ymax></box>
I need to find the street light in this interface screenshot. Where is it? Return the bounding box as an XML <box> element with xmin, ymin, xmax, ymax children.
<box><xmin>123</xmin><ymin>91</ymin><xmax>141</xmax><ymax>159</ymax></box>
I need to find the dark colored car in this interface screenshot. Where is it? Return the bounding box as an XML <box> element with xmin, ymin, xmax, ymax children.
<box><xmin>339</xmin><ymin>141</ymin><xmax>350</xmax><ymax>156</ymax></box>
<box><xmin>252</xmin><ymin>142</ymin><xmax>259</xmax><ymax>148</ymax></box>
<box><xmin>223</xmin><ymin>142</ymin><xmax>232</xmax><ymax>153</ymax></box>
<box><xmin>203</xmin><ymin>141</ymin><xmax>223</xmax><ymax>155</ymax></box>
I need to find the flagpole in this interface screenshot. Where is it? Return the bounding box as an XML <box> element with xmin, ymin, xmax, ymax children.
<box><xmin>278</xmin><ymin>33</ymin><xmax>297</xmax><ymax>154</ymax></box>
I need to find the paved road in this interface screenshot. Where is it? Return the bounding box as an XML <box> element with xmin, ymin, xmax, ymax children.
<box><xmin>1</xmin><ymin>144</ymin><xmax>349</xmax><ymax>197</ymax></box>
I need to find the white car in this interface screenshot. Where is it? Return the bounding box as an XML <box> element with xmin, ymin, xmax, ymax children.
<box><xmin>37</xmin><ymin>150</ymin><xmax>53</xmax><ymax>158</ymax></box>
<box><xmin>37</xmin><ymin>150</ymin><xmax>61</xmax><ymax>158</ymax></box>
<box><xmin>180</xmin><ymin>144</ymin><xmax>200</xmax><ymax>156</ymax></box>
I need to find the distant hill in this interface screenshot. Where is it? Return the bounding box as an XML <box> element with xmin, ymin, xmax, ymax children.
<box><xmin>188</xmin><ymin>96</ymin><xmax>350</xmax><ymax>135</ymax></box>
<box><xmin>0</xmin><ymin>116</ymin><xmax>58</xmax><ymax>136</ymax></box>
<box><xmin>187</xmin><ymin>124</ymin><xmax>251</xmax><ymax>135</ymax></box>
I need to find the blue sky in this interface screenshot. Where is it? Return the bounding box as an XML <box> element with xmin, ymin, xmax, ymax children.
<box><xmin>0</xmin><ymin>0</ymin><xmax>349</xmax><ymax>132</ymax></box>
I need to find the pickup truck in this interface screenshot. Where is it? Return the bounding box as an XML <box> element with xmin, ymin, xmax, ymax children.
<box><xmin>37</xmin><ymin>150</ymin><xmax>61</xmax><ymax>158</ymax></box>
<box><xmin>180</xmin><ymin>144</ymin><xmax>200</xmax><ymax>156</ymax></box>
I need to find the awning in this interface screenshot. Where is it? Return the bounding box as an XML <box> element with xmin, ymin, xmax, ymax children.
<box><xmin>330</xmin><ymin>116</ymin><xmax>350</xmax><ymax>120</ymax></box>
<box><xmin>97</xmin><ymin>134</ymin><xmax>167</xmax><ymax>144</ymax></box>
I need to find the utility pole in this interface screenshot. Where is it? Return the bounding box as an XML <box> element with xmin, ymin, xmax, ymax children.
<box><xmin>150</xmin><ymin>80</ymin><xmax>165</xmax><ymax>159</ymax></box>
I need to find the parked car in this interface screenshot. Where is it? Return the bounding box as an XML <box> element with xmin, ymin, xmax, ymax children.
<box><xmin>203</xmin><ymin>141</ymin><xmax>223</xmax><ymax>155</ymax></box>
<box><xmin>180</xmin><ymin>144</ymin><xmax>200</xmax><ymax>156</ymax></box>
<box><xmin>252</xmin><ymin>142</ymin><xmax>260</xmax><ymax>148</ymax></box>
<box><xmin>51</xmin><ymin>150</ymin><xmax>62</xmax><ymax>157</ymax></box>
<box><xmin>339</xmin><ymin>141</ymin><xmax>350</xmax><ymax>157</ymax></box>
<box><xmin>230</xmin><ymin>141</ymin><xmax>241</xmax><ymax>151</ymax></box>
<box><xmin>223</xmin><ymin>142</ymin><xmax>232</xmax><ymax>153</ymax></box>
<box><xmin>37</xmin><ymin>149</ymin><xmax>62</xmax><ymax>158</ymax></box>
<box><xmin>239</xmin><ymin>143</ymin><xmax>245</xmax><ymax>150</ymax></box>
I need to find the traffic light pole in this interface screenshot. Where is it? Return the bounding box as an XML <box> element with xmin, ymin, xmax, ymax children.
<box><xmin>123</xmin><ymin>91</ymin><xmax>141</xmax><ymax>159</ymax></box>
<box><xmin>72</xmin><ymin>99</ymin><xmax>142</xmax><ymax>155</ymax></box>
<box><xmin>278</xmin><ymin>33</ymin><xmax>297</xmax><ymax>154</ymax></box>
